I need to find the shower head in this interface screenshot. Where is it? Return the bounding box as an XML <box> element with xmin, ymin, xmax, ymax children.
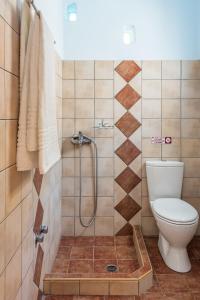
<box><xmin>71</xmin><ymin>131</ymin><xmax>93</xmax><ymax>145</ymax></box>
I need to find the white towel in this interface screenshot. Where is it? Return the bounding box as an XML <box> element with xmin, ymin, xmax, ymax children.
<box><xmin>37</xmin><ymin>14</ymin><xmax>60</xmax><ymax>174</ymax></box>
<box><xmin>17</xmin><ymin>1</ymin><xmax>38</xmax><ymax>171</ymax></box>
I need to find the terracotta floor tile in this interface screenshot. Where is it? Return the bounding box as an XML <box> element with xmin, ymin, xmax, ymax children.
<box><xmin>151</xmin><ymin>256</ymin><xmax>177</xmax><ymax>275</ymax></box>
<box><xmin>118</xmin><ymin>260</ymin><xmax>139</xmax><ymax>273</ymax></box>
<box><xmin>76</xmin><ymin>297</ymin><xmax>105</xmax><ymax>300</ymax></box>
<box><xmin>115</xmin><ymin>236</ymin><xmax>134</xmax><ymax>246</ymax></box>
<box><xmin>57</xmin><ymin>246</ymin><xmax>71</xmax><ymax>259</ymax></box>
<box><xmin>95</xmin><ymin>236</ymin><xmax>115</xmax><ymax>246</ymax></box>
<box><xmin>75</xmin><ymin>236</ymin><xmax>95</xmax><ymax>246</ymax></box>
<box><xmin>116</xmin><ymin>246</ymin><xmax>137</xmax><ymax>259</ymax></box>
<box><xmin>70</xmin><ymin>247</ymin><xmax>93</xmax><ymax>259</ymax></box>
<box><xmin>157</xmin><ymin>274</ymin><xmax>189</xmax><ymax>293</ymax></box>
<box><xmin>94</xmin><ymin>246</ymin><xmax>116</xmax><ymax>259</ymax></box>
<box><xmin>60</xmin><ymin>237</ymin><xmax>75</xmax><ymax>246</ymax></box>
<box><xmin>45</xmin><ymin>296</ymin><xmax>73</xmax><ymax>300</ymax></box>
<box><xmin>94</xmin><ymin>259</ymin><xmax>118</xmax><ymax>273</ymax></box>
<box><xmin>68</xmin><ymin>260</ymin><xmax>94</xmax><ymax>273</ymax></box>
<box><xmin>52</xmin><ymin>259</ymin><xmax>69</xmax><ymax>273</ymax></box>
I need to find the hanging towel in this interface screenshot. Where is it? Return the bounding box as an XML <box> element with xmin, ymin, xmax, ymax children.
<box><xmin>17</xmin><ymin>1</ymin><xmax>38</xmax><ymax>171</ymax></box>
<box><xmin>37</xmin><ymin>14</ymin><xmax>60</xmax><ymax>174</ymax></box>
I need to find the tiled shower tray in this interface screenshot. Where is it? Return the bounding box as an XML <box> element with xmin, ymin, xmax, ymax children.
<box><xmin>44</xmin><ymin>226</ymin><xmax>153</xmax><ymax>296</ymax></box>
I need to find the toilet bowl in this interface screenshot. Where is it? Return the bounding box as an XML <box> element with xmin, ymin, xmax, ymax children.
<box><xmin>146</xmin><ymin>161</ymin><xmax>199</xmax><ymax>273</ymax></box>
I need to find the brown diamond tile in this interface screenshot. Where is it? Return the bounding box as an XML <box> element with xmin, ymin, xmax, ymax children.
<box><xmin>116</xmin><ymin>223</ymin><xmax>133</xmax><ymax>236</ymax></box>
<box><xmin>33</xmin><ymin>168</ymin><xmax>43</xmax><ymax>195</ymax></box>
<box><xmin>33</xmin><ymin>245</ymin><xmax>44</xmax><ymax>287</ymax></box>
<box><xmin>33</xmin><ymin>199</ymin><xmax>44</xmax><ymax>234</ymax></box>
<box><xmin>115</xmin><ymin>195</ymin><xmax>141</xmax><ymax>221</ymax></box>
<box><xmin>115</xmin><ymin>84</ymin><xmax>141</xmax><ymax>109</ymax></box>
<box><xmin>115</xmin><ymin>167</ymin><xmax>141</xmax><ymax>193</ymax></box>
<box><xmin>37</xmin><ymin>290</ymin><xmax>42</xmax><ymax>300</ymax></box>
<box><xmin>115</xmin><ymin>60</ymin><xmax>141</xmax><ymax>82</ymax></box>
<box><xmin>115</xmin><ymin>112</ymin><xmax>141</xmax><ymax>137</ymax></box>
<box><xmin>115</xmin><ymin>139</ymin><xmax>141</xmax><ymax>165</ymax></box>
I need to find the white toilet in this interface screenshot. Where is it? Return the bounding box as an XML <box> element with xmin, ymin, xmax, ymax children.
<box><xmin>146</xmin><ymin>160</ymin><xmax>199</xmax><ymax>273</ymax></box>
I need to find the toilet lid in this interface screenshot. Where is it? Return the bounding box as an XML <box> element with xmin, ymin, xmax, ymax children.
<box><xmin>152</xmin><ymin>198</ymin><xmax>198</xmax><ymax>224</ymax></box>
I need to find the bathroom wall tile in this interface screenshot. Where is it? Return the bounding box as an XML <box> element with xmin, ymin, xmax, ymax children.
<box><xmin>182</xmin><ymin>178</ymin><xmax>200</xmax><ymax>197</ymax></box>
<box><xmin>81</xmin><ymin>177</ymin><xmax>95</xmax><ymax>197</ymax></box>
<box><xmin>21</xmin><ymin>193</ymin><xmax>33</xmax><ymax>239</ymax></box>
<box><xmin>182</xmin><ymin>61</ymin><xmax>200</xmax><ymax>79</ymax></box>
<box><xmin>5</xmin><ymin>0</ymin><xmax>20</xmax><ymax>33</ymax></box>
<box><xmin>62</xmin><ymin>138</ymin><xmax>75</xmax><ymax>158</ymax></box>
<box><xmin>75</xmin><ymin>61</ymin><xmax>94</xmax><ymax>79</ymax></box>
<box><xmin>142</xmin><ymin>100</ymin><xmax>161</xmax><ymax>118</ymax></box>
<box><xmin>129</xmin><ymin>100</ymin><xmax>141</xmax><ymax>122</ymax></box>
<box><xmin>162</xmin><ymin>80</ymin><xmax>180</xmax><ymax>98</ymax></box>
<box><xmin>142</xmin><ymin>139</ymin><xmax>161</xmax><ymax>157</ymax></box>
<box><xmin>0</xmin><ymin>221</ymin><xmax>5</xmax><ymax>274</ymax></box>
<box><xmin>95</xmin><ymin>138</ymin><xmax>113</xmax><ymax>157</ymax></box>
<box><xmin>142</xmin><ymin>80</ymin><xmax>161</xmax><ymax>99</ymax></box>
<box><xmin>5</xmin><ymin>164</ymin><xmax>21</xmax><ymax>215</ymax></box>
<box><xmin>5</xmin><ymin>204</ymin><xmax>21</xmax><ymax>265</ymax></box>
<box><xmin>142</xmin><ymin>119</ymin><xmax>161</xmax><ymax>138</ymax></box>
<box><xmin>162</xmin><ymin>119</ymin><xmax>180</xmax><ymax>138</ymax></box>
<box><xmin>114</xmin><ymin>72</ymin><xmax>126</xmax><ymax>94</ymax></box>
<box><xmin>76</xmin><ymin>80</ymin><xmax>94</xmax><ymax>98</ymax></box>
<box><xmin>115</xmin><ymin>84</ymin><xmax>141</xmax><ymax>110</ymax></box>
<box><xmin>142</xmin><ymin>61</ymin><xmax>161</xmax><ymax>79</ymax></box>
<box><xmin>181</xmin><ymin>139</ymin><xmax>200</xmax><ymax>157</ymax></box>
<box><xmin>76</xmin><ymin>99</ymin><xmax>94</xmax><ymax>118</ymax></box>
<box><xmin>162</xmin><ymin>138</ymin><xmax>181</xmax><ymax>158</ymax></box>
<box><xmin>74</xmin><ymin>196</ymin><xmax>94</xmax><ymax>217</ymax></box>
<box><xmin>142</xmin><ymin>197</ymin><xmax>152</xmax><ymax>217</ymax></box>
<box><xmin>162</xmin><ymin>61</ymin><xmax>181</xmax><ymax>79</ymax></box>
<box><xmin>182</xmin><ymin>158</ymin><xmax>200</xmax><ymax>178</ymax></box>
<box><xmin>0</xmin><ymin>171</ymin><xmax>5</xmax><ymax>222</ymax></box>
<box><xmin>22</xmin><ymin>229</ymin><xmax>34</xmax><ymax>280</ymax></box>
<box><xmin>162</xmin><ymin>99</ymin><xmax>180</xmax><ymax>118</ymax></box>
<box><xmin>98</xmin><ymin>177</ymin><xmax>114</xmax><ymax>196</ymax></box>
<box><xmin>181</xmin><ymin>99</ymin><xmax>200</xmax><ymax>118</ymax></box>
<box><xmin>62</xmin><ymin>119</ymin><xmax>74</xmax><ymax>137</ymax></box>
<box><xmin>62</xmin><ymin>99</ymin><xmax>75</xmax><ymax>118</ymax></box>
<box><xmin>114</xmin><ymin>100</ymin><xmax>127</xmax><ymax>122</ymax></box>
<box><xmin>115</xmin><ymin>60</ymin><xmax>141</xmax><ymax>82</ymax></box>
<box><xmin>75</xmin><ymin>217</ymin><xmax>94</xmax><ymax>236</ymax></box>
<box><xmin>142</xmin><ymin>216</ymin><xmax>158</xmax><ymax>236</ymax></box>
<box><xmin>95</xmin><ymin>119</ymin><xmax>114</xmax><ymax>138</ymax></box>
<box><xmin>21</xmin><ymin>171</ymin><xmax>32</xmax><ymax>200</ymax></box>
<box><xmin>4</xmin><ymin>22</ymin><xmax>19</xmax><ymax>76</ymax></box>
<box><xmin>75</xmin><ymin>157</ymin><xmax>93</xmax><ymax>177</ymax></box>
<box><xmin>98</xmin><ymin>158</ymin><xmax>114</xmax><ymax>176</ymax></box>
<box><xmin>62</xmin><ymin>217</ymin><xmax>74</xmax><ymax>236</ymax></box>
<box><xmin>62</xmin><ymin>197</ymin><xmax>75</xmax><ymax>216</ymax></box>
<box><xmin>182</xmin><ymin>80</ymin><xmax>200</xmax><ymax>98</ymax></box>
<box><xmin>75</xmin><ymin>118</ymin><xmax>94</xmax><ymax>137</ymax></box>
<box><xmin>115</xmin><ymin>112</ymin><xmax>141</xmax><ymax>137</ymax></box>
<box><xmin>116</xmin><ymin>140</ymin><xmax>141</xmax><ymax>166</ymax></box>
<box><xmin>21</xmin><ymin>264</ymin><xmax>35</xmax><ymax>300</ymax></box>
<box><xmin>97</xmin><ymin>197</ymin><xmax>114</xmax><ymax>216</ymax></box>
<box><xmin>5</xmin><ymin>120</ymin><xmax>17</xmax><ymax>167</ymax></box>
<box><xmin>63</xmin><ymin>158</ymin><xmax>75</xmax><ymax>177</ymax></box>
<box><xmin>0</xmin><ymin>17</ymin><xmax>4</xmax><ymax>69</ymax></box>
<box><xmin>95</xmin><ymin>99</ymin><xmax>113</xmax><ymax>119</ymax></box>
<box><xmin>0</xmin><ymin>69</ymin><xmax>5</xmax><ymax>119</ymax></box>
<box><xmin>33</xmin><ymin>245</ymin><xmax>44</xmax><ymax>287</ymax></box>
<box><xmin>0</xmin><ymin>120</ymin><xmax>6</xmax><ymax>171</ymax></box>
<box><xmin>63</xmin><ymin>61</ymin><xmax>75</xmax><ymax>79</ymax></box>
<box><xmin>63</xmin><ymin>80</ymin><xmax>75</xmax><ymax>98</ymax></box>
<box><xmin>5</xmin><ymin>246</ymin><xmax>22</xmax><ymax>300</ymax></box>
<box><xmin>95</xmin><ymin>60</ymin><xmax>113</xmax><ymax>79</ymax></box>
<box><xmin>95</xmin><ymin>80</ymin><xmax>113</xmax><ymax>98</ymax></box>
<box><xmin>181</xmin><ymin>119</ymin><xmax>200</xmax><ymax>138</ymax></box>
<box><xmin>0</xmin><ymin>272</ymin><xmax>5</xmax><ymax>300</ymax></box>
<box><xmin>95</xmin><ymin>217</ymin><xmax>114</xmax><ymax>236</ymax></box>
<box><xmin>62</xmin><ymin>177</ymin><xmax>75</xmax><ymax>196</ymax></box>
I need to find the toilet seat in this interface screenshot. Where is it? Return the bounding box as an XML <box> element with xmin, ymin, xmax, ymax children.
<box><xmin>152</xmin><ymin>198</ymin><xmax>198</xmax><ymax>225</ymax></box>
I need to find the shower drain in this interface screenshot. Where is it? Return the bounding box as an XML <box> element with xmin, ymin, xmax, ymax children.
<box><xmin>106</xmin><ymin>264</ymin><xmax>118</xmax><ymax>273</ymax></box>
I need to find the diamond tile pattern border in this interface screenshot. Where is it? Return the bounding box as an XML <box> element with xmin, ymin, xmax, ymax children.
<box><xmin>34</xmin><ymin>168</ymin><xmax>43</xmax><ymax>195</ymax></box>
<box><xmin>114</xmin><ymin>61</ymin><xmax>142</xmax><ymax>235</ymax></box>
<box><xmin>34</xmin><ymin>245</ymin><xmax>44</xmax><ymax>287</ymax></box>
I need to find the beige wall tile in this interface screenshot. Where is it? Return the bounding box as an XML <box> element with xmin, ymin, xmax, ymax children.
<box><xmin>98</xmin><ymin>157</ymin><xmax>114</xmax><ymax>176</ymax></box>
<box><xmin>21</xmin><ymin>263</ymin><xmax>34</xmax><ymax>300</ymax></box>
<box><xmin>75</xmin><ymin>118</ymin><xmax>94</xmax><ymax>137</ymax></box>
<box><xmin>182</xmin><ymin>178</ymin><xmax>200</xmax><ymax>197</ymax></box>
<box><xmin>74</xmin><ymin>196</ymin><xmax>94</xmax><ymax>217</ymax></box>
<box><xmin>0</xmin><ymin>17</ymin><xmax>4</xmax><ymax>69</ymax></box>
<box><xmin>62</xmin><ymin>138</ymin><xmax>75</xmax><ymax>158</ymax></box>
<box><xmin>181</xmin><ymin>119</ymin><xmax>200</xmax><ymax>138</ymax></box>
<box><xmin>142</xmin><ymin>119</ymin><xmax>161</xmax><ymax>138</ymax></box>
<box><xmin>182</xmin><ymin>80</ymin><xmax>200</xmax><ymax>98</ymax></box>
<box><xmin>142</xmin><ymin>216</ymin><xmax>158</xmax><ymax>236</ymax></box>
<box><xmin>5</xmin><ymin>204</ymin><xmax>21</xmax><ymax>264</ymax></box>
<box><xmin>75</xmin><ymin>157</ymin><xmax>93</xmax><ymax>177</ymax></box>
<box><xmin>182</xmin><ymin>61</ymin><xmax>200</xmax><ymax>79</ymax></box>
<box><xmin>95</xmin><ymin>138</ymin><xmax>113</xmax><ymax>157</ymax></box>
<box><xmin>5</xmin><ymin>120</ymin><xmax>17</xmax><ymax>167</ymax></box>
<box><xmin>62</xmin><ymin>99</ymin><xmax>75</xmax><ymax>118</ymax></box>
<box><xmin>5</xmin><ymin>22</ymin><xmax>19</xmax><ymax>75</ymax></box>
<box><xmin>142</xmin><ymin>80</ymin><xmax>161</xmax><ymax>99</ymax></box>
<box><xmin>142</xmin><ymin>60</ymin><xmax>161</xmax><ymax>79</ymax></box>
<box><xmin>95</xmin><ymin>217</ymin><xmax>114</xmax><ymax>236</ymax></box>
<box><xmin>76</xmin><ymin>99</ymin><xmax>94</xmax><ymax>118</ymax></box>
<box><xmin>62</xmin><ymin>197</ymin><xmax>75</xmax><ymax>216</ymax></box>
<box><xmin>142</xmin><ymin>197</ymin><xmax>152</xmax><ymax>217</ymax></box>
<box><xmin>97</xmin><ymin>197</ymin><xmax>114</xmax><ymax>216</ymax></box>
<box><xmin>162</xmin><ymin>80</ymin><xmax>180</xmax><ymax>98</ymax></box>
<box><xmin>98</xmin><ymin>177</ymin><xmax>114</xmax><ymax>197</ymax></box>
<box><xmin>162</xmin><ymin>61</ymin><xmax>181</xmax><ymax>79</ymax></box>
<box><xmin>5</xmin><ymin>67</ymin><xmax>19</xmax><ymax>119</ymax></box>
<box><xmin>75</xmin><ymin>61</ymin><xmax>94</xmax><ymax>79</ymax></box>
<box><xmin>95</xmin><ymin>99</ymin><xmax>113</xmax><ymax>118</ymax></box>
<box><xmin>95</xmin><ymin>61</ymin><xmax>113</xmax><ymax>79</ymax></box>
<box><xmin>0</xmin><ymin>272</ymin><xmax>5</xmax><ymax>300</ymax></box>
<box><xmin>62</xmin><ymin>217</ymin><xmax>74</xmax><ymax>236</ymax></box>
<box><xmin>63</xmin><ymin>61</ymin><xmax>74</xmax><ymax>79</ymax></box>
<box><xmin>181</xmin><ymin>139</ymin><xmax>200</xmax><ymax>157</ymax></box>
<box><xmin>22</xmin><ymin>229</ymin><xmax>34</xmax><ymax>280</ymax></box>
<box><xmin>63</xmin><ymin>80</ymin><xmax>75</xmax><ymax>98</ymax></box>
<box><xmin>162</xmin><ymin>138</ymin><xmax>181</xmax><ymax>158</ymax></box>
<box><xmin>142</xmin><ymin>100</ymin><xmax>161</xmax><ymax>118</ymax></box>
<box><xmin>21</xmin><ymin>193</ymin><xmax>33</xmax><ymax>239</ymax></box>
<box><xmin>0</xmin><ymin>120</ymin><xmax>5</xmax><ymax>171</ymax></box>
<box><xmin>62</xmin><ymin>119</ymin><xmax>74</xmax><ymax>137</ymax></box>
<box><xmin>162</xmin><ymin>119</ymin><xmax>180</xmax><ymax>137</ymax></box>
<box><xmin>62</xmin><ymin>177</ymin><xmax>75</xmax><ymax>196</ymax></box>
<box><xmin>0</xmin><ymin>221</ymin><xmax>5</xmax><ymax>274</ymax></box>
<box><xmin>95</xmin><ymin>119</ymin><xmax>114</xmax><ymax>138</ymax></box>
<box><xmin>75</xmin><ymin>217</ymin><xmax>94</xmax><ymax>236</ymax></box>
<box><xmin>5</xmin><ymin>246</ymin><xmax>22</xmax><ymax>300</ymax></box>
<box><xmin>76</xmin><ymin>80</ymin><xmax>94</xmax><ymax>98</ymax></box>
<box><xmin>162</xmin><ymin>99</ymin><xmax>180</xmax><ymax>118</ymax></box>
<box><xmin>5</xmin><ymin>164</ymin><xmax>21</xmax><ymax>215</ymax></box>
<box><xmin>0</xmin><ymin>69</ymin><xmax>5</xmax><ymax>119</ymax></box>
<box><xmin>181</xmin><ymin>99</ymin><xmax>200</xmax><ymax>118</ymax></box>
<box><xmin>142</xmin><ymin>139</ymin><xmax>161</xmax><ymax>157</ymax></box>
<box><xmin>0</xmin><ymin>171</ymin><xmax>5</xmax><ymax>222</ymax></box>
<box><xmin>182</xmin><ymin>158</ymin><xmax>200</xmax><ymax>177</ymax></box>
<box><xmin>63</xmin><ymin>158</ymin><xmax>75</xmax><ymax>177</ymax></box>
<box><xmin>95</xmin><ymin>80</ymin><xmax>113</xmax><ymax>98</ymax></box>
<box><xmin>5</xmin><ymin>0</ymin><xmax>19</xmax><ymax>32</ymax></box>
<box><xmin>80</xmin><ymin>177</ymin><xmax>94</xmax><ymax>197</ymax></box>
<box><xmin>21</xmin><ymin>171</ymin><xmax>32</xmax><ymax>200</ymax></box>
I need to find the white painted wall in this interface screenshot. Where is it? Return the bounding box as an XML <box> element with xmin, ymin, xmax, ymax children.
<box><xmin>62</xmin><ymin>0</ymin><xmax>199</xmax><ymax>60</ymax></box>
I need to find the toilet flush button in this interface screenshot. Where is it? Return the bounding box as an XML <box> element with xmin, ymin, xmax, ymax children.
<box><xmin>151</xmin><ymin>137</ymin><xmax>172</xmax><ymax>144</ymax></box>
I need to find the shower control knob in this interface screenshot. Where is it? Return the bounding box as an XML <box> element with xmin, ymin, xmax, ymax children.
<box><xmin>35</xmin><ymin>233</ymin><xmax>44</xmax><ymax>244</ymax></box>
<box><xmin>40</xmin><ymin>225</ymin><xmax>48</xmax><ymax>234</ymax></box>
